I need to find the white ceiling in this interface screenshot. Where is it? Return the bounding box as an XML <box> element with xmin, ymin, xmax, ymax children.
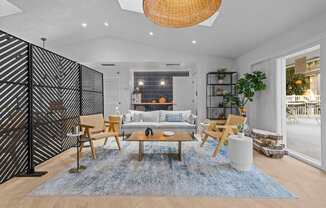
<box><xmin>1</xmin><ymin>0</ymin><xmax>326</xmax><ymax>58</ymax></box>
<box><xmin>0</xmin><ymin>0</ymin><xmax>21</xmax><ymax>17</ymax></box>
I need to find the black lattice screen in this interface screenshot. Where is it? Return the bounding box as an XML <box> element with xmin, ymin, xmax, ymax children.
<box><xmin>32</xmin><ymin>45</ymin><xmax>80</xmax><ymax>165</ymax></box>
<box><xmin>0</xmin><ymin>30</ymin><xmax>103</xmax><ymax>184</ymax></box>
<box><xmin>81</xmin><ymin>65</ymin><xmax>104</xmax><ymax>115</ymax></box>
<box><xmin>0</xmin><ymin>31</ymin><xmax>29</xmax><ymax>183</ymax></box>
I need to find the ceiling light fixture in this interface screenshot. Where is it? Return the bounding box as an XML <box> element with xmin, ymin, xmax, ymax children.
<box><xmin>149</xmin><ymin>32</ymin><xmax>154</xmax><ymax>36</ymax></box>
<box><xmin>143</xmin><ymin>0</ymin><xmax>222</xmax><ymax>28</ymax></box>
<box><xmin>138</xmin><ymin>80</ymin><xmax>144</xmax><ymax>86</ymax></box>
<box><xmin>81</xmin><ymin>23</ymin><xmax>87</xmax><ymax>28</ymax></box>
<box><xmin>160</xmin><ymin>80</ymin><xmax>166</xmax><ymax>86</ymax></box>
<box><xmin>104</xmin><ymin>22</ymin><xmax>109</xmax><ymax>27</ymax></box>
<box><xmin>192</xmin><ymin>40</ymin><xmax>197</xmax><ymax>44</ymax></box>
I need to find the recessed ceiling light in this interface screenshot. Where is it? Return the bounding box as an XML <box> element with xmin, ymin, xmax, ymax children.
<box><xmin>192</xmin><ymin>40</ymin><xmax>197</xmax><ymax>44</ymax></box>
<box><xmin>149</xmin><ymin>32</ymin><xmax>154</xmax><ymax>36</ymax></box>
<box><xmin>81</xmin><ymin>23</ymin><xmax>87</xmax><ymax>28</ymax></box>
<box><xmin>104</xmin><ymin>22</ymin><xmax>109</xmax><ymax>27</ymax></box>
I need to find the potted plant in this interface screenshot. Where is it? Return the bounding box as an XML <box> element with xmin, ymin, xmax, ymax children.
<box><xmin>217</xmin><ymin>68</ymin><xmax>227</xmax><ymax>84</ymax></box>
<box><xmin>224</xmin><ymin>71</ymin><xmax>267</xmax><ymax>117</ymax></box>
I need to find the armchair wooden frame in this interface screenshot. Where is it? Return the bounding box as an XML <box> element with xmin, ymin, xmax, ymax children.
<box><xmin>79</xmin><ymin>114</ymin><xmax>121</xmax><ymax>159</ymax></box>
<box><xmin>201</xmin><ymin>115</ymin><xmax>246</xmax><ymax>157</ymax></box>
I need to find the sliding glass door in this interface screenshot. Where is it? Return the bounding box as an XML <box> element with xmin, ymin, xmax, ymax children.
<box><xmin>283</xmin><ymin>46</ymin><xmax>322</xmax><ymax>165</ymax></box>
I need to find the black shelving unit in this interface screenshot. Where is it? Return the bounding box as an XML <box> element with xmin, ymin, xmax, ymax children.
<box><xmin>206</xmin><ymin>72</ymin><xmax>238</xmax><ymax>120</ymax></box>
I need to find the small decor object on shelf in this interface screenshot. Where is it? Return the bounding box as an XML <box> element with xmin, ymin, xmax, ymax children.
<box><xmin>159</xmin><ymin>96</ymin><xmax>167</xmax><ymax>103</ymax></box>
<box><xmin>217</xmin><ymin>68</ymin><xmax>227</xmax><ymax>84</ymax></box>
<box><xmin>163</xmin><ymin>131</ymin><xmax>175</xmax><ymax>137</ymax></box>
<box><xmin>132</xmin><ymin>92</ymin><xmax>142</xmax><ymax>104</ymax></box>
<box><xmin>145</xmin><ymin>128</ymin><xmax>154</xmax><ymax>136</ymax></box>
<box><xmin>251</xmin><ymin>129</ymin><xmax>287</xmax><ymax>159</ymax></box>
<box><xmin>216</xmin><ymin>88</ymin><xmax>224</xmax><ymax>96</ymax></box>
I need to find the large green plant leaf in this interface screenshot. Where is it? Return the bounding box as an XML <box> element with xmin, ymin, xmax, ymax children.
<box><xmin>224</xmin><ymin>70</ymin><xmax>267</xmax><ymax>108</ymax></box>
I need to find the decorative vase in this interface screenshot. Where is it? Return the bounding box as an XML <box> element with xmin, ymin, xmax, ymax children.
<box><xmin>159</xmin><ymin>96</ymin><xmax>166</xmax><ymax>103</ymax></box>
<box><xmin>238</xmin><ymin>132</ymin><xmax>245</xmax><ymax>138</ymax></box>
<box><xmin>218</xmin><ymin>79</ymin><xmax>224</xmax><ymax>84</ymax></box>
<box><xmin>145</xmin><ymin>128</ymin><xmax>154</xmax><ymax>136</ymax></box>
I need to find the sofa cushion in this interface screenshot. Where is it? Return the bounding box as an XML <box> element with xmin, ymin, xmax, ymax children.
<box><xmin>158</xmin><ymin>122</ymin><xmax>196</xmax><ymax>130</ymax></box>
<box><xmin>159</xmin><ymin>110</ymin><xmax>192</xmax><ymax>122</ymax></box>
<box><xmin>140</xmin><ymin>111</ymin><xmax>160</xmax><ymax>122</ymax></box>
<box><xmin>128</xmin><ymin>110</ymin><xmax>143</xmax><ymax>122</ymax></box>
<box><xmin>123</xmin><ymin>122</ymin><xmax>160</xmax><ymax>129</ymax></box>
<box><xmin>165</xmin><ymin>113</ymin><xmax>183</xmax><ymax>122</ymax></box>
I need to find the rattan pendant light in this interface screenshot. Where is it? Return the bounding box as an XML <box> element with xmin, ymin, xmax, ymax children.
<box><xmin>143</xmin><ymin>0</ymin><xmax>222</xmax><ymax>28</ymax></box>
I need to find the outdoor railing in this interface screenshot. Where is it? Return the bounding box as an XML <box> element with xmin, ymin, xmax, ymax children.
<box><xmin>286</xmin><ymin>95</ymin><xmax>320</xmax><ymax>120</ymax></box>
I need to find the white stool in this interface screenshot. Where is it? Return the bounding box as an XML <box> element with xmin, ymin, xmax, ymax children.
<box><xmin>229</xmin><ymin>135</ymin><xmax>253</xmax><ymax>171</ymax></box>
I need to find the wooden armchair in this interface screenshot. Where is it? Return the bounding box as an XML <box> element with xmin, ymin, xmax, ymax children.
<box><xmin>80</xmin><ymin>114</ymin><xmax>121</xmax><ymax>159</ymax></box>
<box><xmin>201</xmin><ymin>115</ymin><xmax>246</xmax><ymax>157</ymax></box>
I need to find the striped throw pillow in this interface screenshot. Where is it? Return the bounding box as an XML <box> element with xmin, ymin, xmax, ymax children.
<box><xmin>165</xmin><ymin>113</ymin><xmax>183</xmax><ymax>122</ymax></box>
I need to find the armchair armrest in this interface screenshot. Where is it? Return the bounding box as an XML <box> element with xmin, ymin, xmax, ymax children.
<box><xmin>80</xmin><ymin>124</ymin><xmax>95</xmax><ymax>138</ymax></box>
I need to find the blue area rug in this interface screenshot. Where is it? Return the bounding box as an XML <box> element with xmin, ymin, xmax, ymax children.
<box><xmin>32</xmin><ymin>140</ymin><xmax>295</xmax><ymax>198</ymax></box>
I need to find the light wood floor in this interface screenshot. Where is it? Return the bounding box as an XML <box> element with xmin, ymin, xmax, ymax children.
<box><xmin>1</xmin><ymin>140</ymin><xmax>326</xmax><ymax>208</ymax></box>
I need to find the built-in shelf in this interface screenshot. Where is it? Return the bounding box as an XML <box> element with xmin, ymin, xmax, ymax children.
<box><xmin>206</xmin><ymin>71</ymin><xmax>238</xmax><ymax>120</ymax></box>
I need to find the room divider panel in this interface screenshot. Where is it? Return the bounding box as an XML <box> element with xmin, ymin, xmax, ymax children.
<box><xmin>0</xmin><ymin>31</ymin><xmax>29</xmax><ymax>183</ymax></box>
<box><xmin>81</xmin><ymin>65</ymin><xmax>104</xmax><ymax>115</ymax></box>
<box><xmin>0</xmin><ymin>30</ymin><xmax>104</xmax><ymax>183</ymax></box>
<box><xmin>31</xmin><ymin>46</ymin><xmax>80</xmax><ymax>165</ymax></box>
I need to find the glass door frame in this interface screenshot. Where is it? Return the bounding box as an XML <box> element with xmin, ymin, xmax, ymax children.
<box><xmin>279</xmin><ymin>44</ymin><xmax>324</xmax><ymax>170</ymax></box>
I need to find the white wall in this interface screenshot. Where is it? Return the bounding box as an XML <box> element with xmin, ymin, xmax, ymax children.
<box><xmin>52</xmin><ymin>36</ymin><xmax>235</xmax><ymax>122</ymax></box>
<box><xmin>235</xmin><ymin>12</ymin><xmax>326</xmax><ymax>170</ymax></box>
<box><xmin>235</xmin><ymin>12</ymin><xmax>326</xmax><ymax>133</ymax></box>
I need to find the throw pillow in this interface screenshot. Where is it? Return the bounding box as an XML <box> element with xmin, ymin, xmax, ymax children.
<box><xmin>141</xmin><ymin>111</ymin><xmax>160</xmax><ymax>122</ymax></box>
<box><xmin>165</xmin><ymin>113</ymin><xmax>183</xmax><ymax>122</ymax></box>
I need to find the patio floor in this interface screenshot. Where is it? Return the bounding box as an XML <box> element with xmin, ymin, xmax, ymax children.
<box><xmin>287</xmin><ymin>118</ymin><xmax>321</xmax><ymax>162</ymax></box>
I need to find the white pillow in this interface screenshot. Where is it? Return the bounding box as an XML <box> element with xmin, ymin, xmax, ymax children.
<box><xmin>128</xmin><ymin>110</ymin><xmax>143</xmax><ymax>122</ymax></box>
<box><xmin>140</xmin><ymin>111</ymin><xmax>160</xmax><ymax>122</ymax></box>
<box><xmin>124</xmin><ymin>113</ymin><xmax>132</xmax><ymax>123</ymax></box>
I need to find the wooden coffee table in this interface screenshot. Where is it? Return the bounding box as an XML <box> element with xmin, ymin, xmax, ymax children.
<box><xmin>126</xmin><ymin>131</ymin><xmax>193</xmax><ymax>161</ymax></box>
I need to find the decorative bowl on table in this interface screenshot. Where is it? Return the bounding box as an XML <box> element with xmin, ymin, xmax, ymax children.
<box><xmin>163</xmin><ymin>131</ymin><xmax>175</xmax><ymax>136</ymax></box>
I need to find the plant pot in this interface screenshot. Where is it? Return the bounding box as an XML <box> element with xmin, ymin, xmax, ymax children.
<box><xmin>239</xmin><ymin>107</ymin><xmax>247</xmax><ymax>117</ymax></box>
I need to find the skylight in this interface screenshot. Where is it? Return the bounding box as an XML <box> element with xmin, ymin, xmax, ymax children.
<box><xmin>0</xmin><ymin>0</ymin><xmax>22</xmax><ymax>18</ymax></box>
<box><xmin>118</xmin><ymin>0</ymin><xmax>220</xmax><ymax>27</ymax></box>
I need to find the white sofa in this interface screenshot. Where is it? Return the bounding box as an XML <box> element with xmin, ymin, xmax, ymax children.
<box><xmin>122</xmin><ymin>110</ymin><xmax>197</xmax><ymax>137</ymax></box>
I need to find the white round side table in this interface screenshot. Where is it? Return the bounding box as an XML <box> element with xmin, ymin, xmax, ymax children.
<box><xmin>229</xmin><ymin>135</ymin><xmax>253</xmax><ymax>171</ymax></box>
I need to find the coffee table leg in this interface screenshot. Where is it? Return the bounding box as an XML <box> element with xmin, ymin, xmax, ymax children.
<box><xmin>139</xmin><ymin>141</ymin><xmax>144</xmax><ymax>161</ymax></box>
<box><xmin>178</xmin><ymin>141</ymin><xmax>182</xmax><ymax>161</ymax></box>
